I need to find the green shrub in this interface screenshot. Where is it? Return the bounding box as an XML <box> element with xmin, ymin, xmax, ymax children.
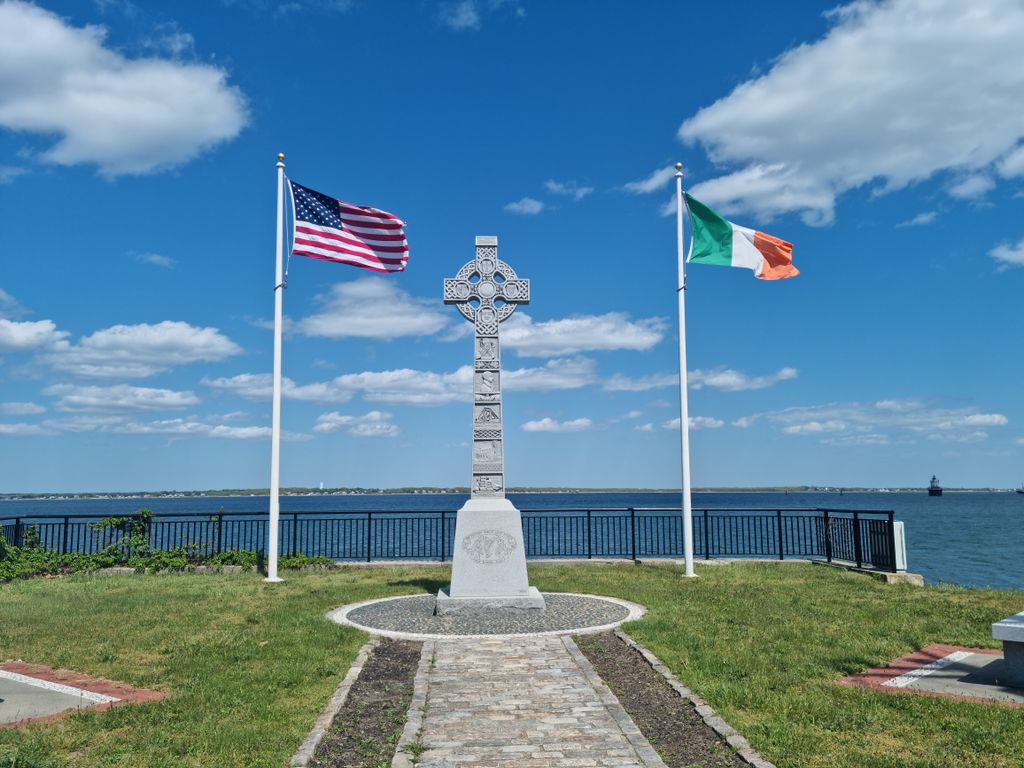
<box><xmin>0</xmin><ymin>513</ymin><xmax>337</xmax><ymax>581</ymax></box>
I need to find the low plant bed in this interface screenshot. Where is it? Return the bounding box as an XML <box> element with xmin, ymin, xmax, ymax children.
<box><xmin>576</xmin><ymin>631</ymin><xmax>746</xmax><ymax>767</ymax></box>
<box><xmin>310</xmin><ymin>638</ymin><xmax>422</xmax><ymax>768</ymax></box>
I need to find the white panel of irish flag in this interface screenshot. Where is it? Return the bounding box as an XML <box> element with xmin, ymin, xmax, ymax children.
<box><xmin>684</xmin><ymin>193</ymin><xmax>798</xmax><ymax>280</ymax></box>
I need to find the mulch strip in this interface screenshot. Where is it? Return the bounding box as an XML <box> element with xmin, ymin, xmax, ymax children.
<box><xmin>576</xmin><ymin>632</ymin><xmax>746</xmax><ymax>768</ymax></box>
<box><xmin>311</xmin><ymin>638</ymin><xmax>422</xmax><ymax>768</ymax></box>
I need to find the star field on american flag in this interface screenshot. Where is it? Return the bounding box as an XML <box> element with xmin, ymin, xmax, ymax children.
<box><xmin>289</xmin><ymin>180</ymin><xmax>408</xmax><ymax>273</ymax></box>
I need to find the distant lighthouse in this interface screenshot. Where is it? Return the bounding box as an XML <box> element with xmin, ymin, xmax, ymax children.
<box><xmin>319</xmin><ymin>481</ymin><xmax>324</xmax><ymax>491</ymax></box>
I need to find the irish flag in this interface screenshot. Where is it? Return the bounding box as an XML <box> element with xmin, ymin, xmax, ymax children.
<box><xmin>684</xmin><ymin>193</ymin><xmax>798</xmax><ymax>280</ymax></box>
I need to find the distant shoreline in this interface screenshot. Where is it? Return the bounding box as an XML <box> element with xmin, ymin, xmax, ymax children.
<box><xmin>1</xmin><ymin>486</ymin><xmax>1017</xmax><ymax>501</ymax></box>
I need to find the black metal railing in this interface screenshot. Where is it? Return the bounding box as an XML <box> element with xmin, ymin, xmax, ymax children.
<box><xmin>0</xmin><ymin>507</ymin><xmax>900</xmax><ymax>572</ymax></box>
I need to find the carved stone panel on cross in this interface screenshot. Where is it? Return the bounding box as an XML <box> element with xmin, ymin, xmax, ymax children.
<box><xmin>444</xmin><ymin>236</ymin><xmax>530</xmax><ymax>499</ymax></box>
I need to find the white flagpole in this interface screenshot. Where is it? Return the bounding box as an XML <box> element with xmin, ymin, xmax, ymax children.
<box><xmin>266</xmin><ymin>152</ymin><xmax>286</xmax><ymax>583</ymax></box>
<box><xmin>675</xmin><ymin>162</ymin><xmax>696</xmax><ymax>578</ymax></box>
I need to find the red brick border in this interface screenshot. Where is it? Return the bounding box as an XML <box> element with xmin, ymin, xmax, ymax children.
<box><xmin>836</xmin><ymin>643</ymin><xmax>1020</xmax><ymax>708</ymax></box>
<box><xmin>0</xmin><ymin>661</ymin><xmax>168</xmax><ymax>729</ymax></box>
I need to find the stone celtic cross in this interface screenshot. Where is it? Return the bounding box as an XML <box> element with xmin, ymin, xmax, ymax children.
<box><xmin>444</xmin><ymin>236</ymin><xmax>530</xmax><ymax>499</ymax></box>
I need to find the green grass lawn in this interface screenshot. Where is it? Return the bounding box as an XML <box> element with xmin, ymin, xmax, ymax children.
<box><xmin>1</xmin><ymin>562</ymin><xmax>1022</xmax><ymax>768</ymax></box>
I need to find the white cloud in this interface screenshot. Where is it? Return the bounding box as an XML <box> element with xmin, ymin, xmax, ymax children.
<box><xmin>206</xmin><ymin>358</ymin><xmax>595</xmax><ymax>407</ymax></box>
<box><xmin>135</xmin><ymin>252</ymin><xmax>175</xmax><ymax>268</ymax></box>
<box><xmin>928</xmin><ymin>430</ymin><xmax>988</xmax><ymax>444</ymax></box>
<box><xmin>522</xmin><ymin>417</ymin><xmax>592</xmax><ymax>433</ymax></box>
<box><xmin>504</xmin><ymin>196</ymin><xmax>545</xmax><ymax>215</ymax></box>
<box><xmin>27</xmin><ymin>412</ymin><xmax>294</xmax><ymax>440</ymax></box>
<box><xmin>609</xmin><ymin>409</ymin><xmax>643</xmax><ymax>424</ymax></box>
<box><xmin>42</xmin><ymin>415</ymin><xmax>125</xmax><ymax>433</ymax></box>
<box><xmin>203</xmin><ymin>373</ymin><xmax>354</xmax><ymax>404</ymax></box>
<box><xmin>897</xmin><ymin>212</ymin><xmax>937</xmax><ymax>228</ymax></box>
<box><xmin>314</xmin><ymin>410</ymin><xmax>398</xmax><ymax>437</ymax></box>
<box><xmin>110</xmin><ymin>418</ymin><xmax>303</xmax><ymax>440</ymax></box>
<box><xmin>948</xmin><ymin>174</ymin><xmax>995</xmax><ymax>200</ymax></box>
<box><xmin>503</xmin><ymin>312</ymin><xmax>666</xmax><ymax>357</ymax></box>
<box><xmin>689</xmin><ymin>366</ymin><xmax>798</xmax><ymax>391</ymax></box>
<box><xmin>439</xmin><ymin>0</ymin><xmax>481</xmax><ymax>30</ymax></box>
<box><xmin>662</xmin><ymin>416</ymin><xmax>724</xmax><ymax>430</ymax></box>
<box><xmin>0</xmin><ymin>401</ymin><xmax>45</xmax><ymax>415</ymax></box>
<box><xmin>999</xmin><ymin>145</ymin><xmax>1024</xmax><ymax>178</ymax></box>
<box><xmin>437</xmin><ymin>0</ymin><xmax>522</xmax><ymax>30</ymax></box>
<box><xmin>544</xmin><ymin>179</ymin><xmax>593</xmax><ymax>201</ymax></box>
<box><xmin>0</xmin><ymin>422</ymin><xmax>52</xmax><ymax>436</ymax></box>
<box><xmin>0</xmin><ymin>165</ymin><xmax>27</xmax><ymax>184</ymax></box>
<box><xmin>782</xmin><ymin>420</ymin><xmax>848</xmax><ymax>435</ymax></box>
<box><xmin>604</xmin><ymin>372</ymin><xmax>678</xmax><ymax>392</ymax></box>
<box><xmin>44</xmin><ymin>321</ymin><xmax>241</xmax><ymax>378</ymax></box>
<box><xmin>604</xmin><ymin>366</ymin><xmax>797</xmax><ymax>392</ymax></box>
<box><xmin>44</xmin><ymin>383</ymin><xmax>200</xmax><ymax>412</ymax></box>
<box><xmin>294</xmin><ymin>278</ymin><xmax>449</xmax><ymax>339</ymax></box>
<box><xmin>691</xmin><ymin>416</ymin><xmax>724</xmax><ymax>430</ymax></box>
<box><xmin>634</xmin><ymin>423</ymin><xmax>655</xmax><ymax>433</ymax></box>
<box><xmin>821</xmin><ymin>433</ymin><xmax>890</xmax><ymax>447</ymax></box>
<box><xmin>0</xmin><ymin>1</ymin><xmax>247</xmax><ymax>177</ymax></box>
<box><xmin>740</xmin><ymin>400</ymin><xmax>1008</xmax><ymax>444</ymax></box>
<box><xmin>623</xmin><ymin>166</ymin><xmax>676</xmax><ymax>194</ymax></box>
<box><xmin>1015</xmin><ymin>437</ymin><xmax>1024</xmax><ymax>446</ymax></box>
<box><xmin>990</xmin><ymin>238</ymin><xmax>1024</xmax><ymax>268</ymax></box>
<box><xmin>503</xmin><ymin>357</ymin><xmax>598</xmax><ymax>391</ymax></box>
<box><xmin>679</xmin><ymin>0</ymin><xmax>1024</xmax><ymax>225</ymax></box>
<box><xmin>0</xmin><ymin>318</ymin><xmax>68</xmax><ymax>352</ymax></box>
<box><xmin>875</xmin><ymin>399</ymin><xmax>925</xmax><ymax>412</ymax></box>
<box><xmin>0</xmin><ymin>289</ymin><xmax>23</xmax><ymax>318</ymax></box>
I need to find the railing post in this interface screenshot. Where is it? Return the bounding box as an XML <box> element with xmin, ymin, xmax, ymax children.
<box><xmin>630</xmin><ymin>507</ymin><xmax>637</xmax><ymax>561</ymax></box>
<box><xmin>587</xmin><ymin>509</ymin><xmax>592</xmax><ymax>559</ymax></box>
<box><xmin>823</xmin><ymin>509</ymin><xmax>832</xmax><ymax>563</ymax></box>
<box><xmin>776</xmin><ymin>510</ymin><xmax>784</xmax><ymax>561</ymax></box>
<box><xmin>703</xmin><ymin>509</ymin><xmax>710</xmax><ymax>560</ymax></box>
<box><xmin>366</xmin><ymin>512</ymin><xmax>372</xmax><ymax>563</ymax></box>
<box><xmin>439</xmin><ymin>512</ymin><xmax>445</xmax><ymax>562</ymax></box>
<box><xmin>217</xmin><ymin>513</ymin><xmax>224</xmax><ymax>554</ymax></box>
<box><xmin>13</xmin><ymin>518</ymin><xmax>22</xmax><ymax>548</ymax></box>
<box><xmin>887</xmin><ymin>512</ymin><xmax>897</xmax><ymax>573</ymax></box>
<box><xmin>62</xmin><ymin>516</ymin><xmax>70</xmax><ymax>554</ymax></box>
<box><xmin>853</xmin><ymin>511</ymin><xmax>863</xmax><ymax>568</ymax></box>
<box><xmin>292</xmin><ymin>512</ymin><xmax>299</xmax><ymax>556</ymax></box>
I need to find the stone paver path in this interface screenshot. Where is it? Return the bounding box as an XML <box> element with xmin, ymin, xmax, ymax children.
<box><xmin>401</xmin><ymin>635</ymin><xmax>667</xmax><ymax>768</ymax></box>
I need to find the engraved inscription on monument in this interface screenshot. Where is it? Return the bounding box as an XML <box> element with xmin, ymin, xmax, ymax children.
<box><xmin>444</xmin><ymin>238</ymin><xmax>530</xmax><ymax>499</ymax></box>
<box><xmin>462</xmin><ymin>529</ymin><xmax>517</xmax><ymax>564</ymax></box>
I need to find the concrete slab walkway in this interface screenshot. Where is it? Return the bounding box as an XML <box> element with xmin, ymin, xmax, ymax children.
<box><xmin>397</xmin><ymin>635</ymin><xmax>667</xmax><ymax>768</ymax></box>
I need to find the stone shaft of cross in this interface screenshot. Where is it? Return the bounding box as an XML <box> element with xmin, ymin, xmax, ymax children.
<box><xmin>443</xmin><ymin>236</ymin><xmax>530</xmax><ymax>499</ymax></box>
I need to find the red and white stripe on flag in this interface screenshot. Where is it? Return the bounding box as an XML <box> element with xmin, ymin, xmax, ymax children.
<box><xmin>289</xmin><ymin>180</ymin><xmax>408</xmax><ymax>273</ymax></box>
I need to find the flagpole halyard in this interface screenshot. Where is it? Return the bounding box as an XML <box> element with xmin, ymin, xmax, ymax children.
<box><xmin>675</xmin><ymin>162</ymin><xmax>696</xmax><ymax>578</ymax></box>
<box><xmin>266</xmin><ymin>152</ymin><xmax>286</xmax><ymax>583</ymax></box>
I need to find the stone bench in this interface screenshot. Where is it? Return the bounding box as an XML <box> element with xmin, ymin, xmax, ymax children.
<box><xmin>992</xmin><ymin>611</ymin><xmax>1024</xmax><ymax>687</ymax></box>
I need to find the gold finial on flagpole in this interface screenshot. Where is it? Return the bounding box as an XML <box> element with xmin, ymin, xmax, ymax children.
<box><xmin>277</xmin><ymin>152</ymin><xmax>285</xmax><ymax>163</ymax></box>
<box><xmin>675</xmin><ymin>161</ymin><xmax>683</xmax><ymax>174</ymax></box>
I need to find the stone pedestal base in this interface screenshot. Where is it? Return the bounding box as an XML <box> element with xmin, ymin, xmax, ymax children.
<box><xmin>434</xmin><ymin>497</ymin><xmax>546</xmax><ymax>615</ymax></box>
<box><xmin>1001</xmin><ymin>642</ymin><xmax>1024</xmax><ymax>688</ymax></box>
<box><xmin>434</xmin><ymin>586</ymin><xmax>546</xmax><ymax>615</ymax></box>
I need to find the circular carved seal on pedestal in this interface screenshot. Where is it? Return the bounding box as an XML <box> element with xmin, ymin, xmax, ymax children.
<box><xmin>461</xmin><ymin>529</ymin><xmax>517</xmax><ymax>564</ymax></box>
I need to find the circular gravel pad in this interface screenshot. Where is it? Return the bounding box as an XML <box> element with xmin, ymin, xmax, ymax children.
<box><xmin>330</xmin><ymin>593</ymin><xmax>645</xmax><ymax>639</ymax></box>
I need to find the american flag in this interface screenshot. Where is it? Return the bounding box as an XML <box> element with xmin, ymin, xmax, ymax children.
<box><xmin>289</xmin><ymin>180</ymin><xmax>408</xmax><ymax>273</ymax></box>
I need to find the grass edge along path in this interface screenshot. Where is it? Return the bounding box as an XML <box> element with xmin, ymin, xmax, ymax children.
<box><xmin>1</xmin><ymin>563</ymin><xmax>1023</xmax><ymax>767</ymax></box>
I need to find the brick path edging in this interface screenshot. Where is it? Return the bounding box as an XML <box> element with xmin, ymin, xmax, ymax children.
<box><xmin>612</xmin><ymin>629</ymin><xmax>778</xmax><ymax>768</ymax></box>
<box><xmin>289</xmin><ymin>637</ymin><xmax>380</xmax><ymax>768</ymax></box>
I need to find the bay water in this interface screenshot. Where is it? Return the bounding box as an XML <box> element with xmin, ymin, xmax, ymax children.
<box><xmin>3</xmin><ymin>491</ymin><xmax>1022</xmax><ymax>591</ymax></box>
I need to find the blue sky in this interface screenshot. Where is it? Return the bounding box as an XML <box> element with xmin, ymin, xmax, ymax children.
<box><xmin>1</xmin><ymin>0</ymin><xmax>1023</xmax><ymax>492</ymax></box>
